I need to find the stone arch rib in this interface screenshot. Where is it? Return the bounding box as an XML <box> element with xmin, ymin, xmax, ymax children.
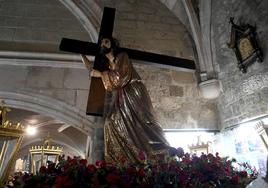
<box><xmin>59</xmin><ymin>0</ymin><xmax>101</xmax><ymax>42</ymax></box>
<box><xmin>0</xmin><ymin>91</ymin><xmax>95</xmax><ymax>135</ymax></box>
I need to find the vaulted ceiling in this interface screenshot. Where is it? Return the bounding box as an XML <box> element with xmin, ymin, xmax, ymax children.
<box><xmin>0</xmin><ymin>0</ymin><xmax>205</xmax><ymax>159</ymax></box>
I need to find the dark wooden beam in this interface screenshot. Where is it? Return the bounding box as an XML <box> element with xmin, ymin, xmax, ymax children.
<box><xmin>59</xmin><ymin>38</ymin><xmax>195</xmax><ymax>70</ymax></box>
<box><xmin>59</xmin><ymin>38</ymin><xmax>98</xmax><ymax>55</ymax></box>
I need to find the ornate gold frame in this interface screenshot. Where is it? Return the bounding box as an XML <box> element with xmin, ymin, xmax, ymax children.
<box><xmin>189</xmin><ymin>142</ymin><xmax>211</xmax><ymax>155</ymax></box>
<box><xmin>0</xmin><ymin>110</ymin><xmax>24</xmax><ymax>187</ymax></box>
<box><xmin>29</xmin><ymin>133</ymin><xmax>63</xmax><ymax>175</ymax></box>
<box><xmin>228</xmin><ymin>17</ymin><xmax>263</xmax><ymax>73</ymax></box>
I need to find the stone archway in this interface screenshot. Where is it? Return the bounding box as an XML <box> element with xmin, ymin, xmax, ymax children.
<box><xmin>20</xmin><ymin>138</ymin><xmax>85</xmax><ymax>158</ymax></box>
<box><xmin>0</xmin><ymin>91</ymin><xmax>95</xmax><ymax>135</ymax></box>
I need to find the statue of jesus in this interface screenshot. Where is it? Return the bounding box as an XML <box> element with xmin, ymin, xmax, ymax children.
<box><xmin>81</xmin><ymin>37</ymin><xmax>169</xmax><ymax>163</ymax></box>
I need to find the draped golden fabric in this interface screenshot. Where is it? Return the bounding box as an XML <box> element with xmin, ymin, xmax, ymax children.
<box><xmin>102</xmin><ymin>52</ymin><xmax>169</xmax><ymax>163</ymax></box>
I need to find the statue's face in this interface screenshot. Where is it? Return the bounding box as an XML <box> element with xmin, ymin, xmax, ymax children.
<box><xmin>100</xmin><ymin>38</ymin><xmax>112</xmax><ymax>55</ymax></box>
<box><xmin>100</xmin><ymin>38</ymin><xmax>111</xmax><ymax>49</ymax></box>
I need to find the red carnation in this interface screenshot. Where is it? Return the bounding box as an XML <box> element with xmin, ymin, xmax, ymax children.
<box><xmin>239</xmin><ymin>170</ymin><xmax>248</xmax><ymax>178</ymax></box>
<box><xmin>79</xmin><ymin>159</ymin><xmax>87</xmax><ymax>166</ymax></box>
<box><xmin>224</xmin><ymin>166</ymin><xmax>231</xmax><ymax>176</ymax></box>
<box><xmin>179</xmin><ymin>172</ymin><xmax>188</xmax><ymax>182</ymax></box>
<box><xmin>138</xmin><ymin>151</ymin><xmax>146</xmax><ymax>161</ymax></box>
<box><xmin>127</xmin><ymin>166</ymin><xmax>137</xmax><ymax>175</ymax></box>
<box><xmin>92</xmin><ymin>176</ymin><xmax>101</xmax><ymax>188</ymax></box>
<box><xmin>87</xmin><ymin>164</ymin><xmax>96</xmax><ymax>172</ymax></box>
<box><xmin>203</xmin><ymin>163</ymin><xmax>212</xmax><ymax>171</ymax></box>
<box><xmin>55</xmin><ymin>176</ymin><xmax>63</xmax><ymax>188</ymax></box>
<box><xmin>182</xmin><ymin>157</ymin><xmax>191</xmax><ymax>165</ymax></box>
<box><xmin>56</xmin><ymin>175</ymin><xmax>75</xmax><ymax>188</ymax></box>
<box><xmin>106</xmin><ymin>173</ymin><xmax>120</xmax><ymax>184</ymax></box>
<box><xmin>69</xmin><ymin>159</ymin><xmax>77</xmax><ymax>166</ymax></box>
<box><xmin>231</xmin><ymin>175</ymin><xmax>240</xmax><ymax>185</ymax></box>
<box><xmin>138</xmin><ymin>168</ymin><xmax>146</xmax><ymax>178</ymax></box>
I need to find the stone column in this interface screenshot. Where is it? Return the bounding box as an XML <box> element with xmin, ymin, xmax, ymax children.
<box><xmin>91</xmin><ymin>117</ymin><xmax>105</xmax><ymax>163</ymax></box>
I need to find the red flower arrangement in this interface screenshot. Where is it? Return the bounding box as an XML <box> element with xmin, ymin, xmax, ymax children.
<box><xmin>12</xmin><ymin>148</ymin><xmax>257</xmax><ymax>188</ymax></box>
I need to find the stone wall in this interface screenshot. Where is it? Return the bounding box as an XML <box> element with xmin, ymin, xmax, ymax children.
<box><xmin>0</xmin><ymin>65</ymin><xmax>90</xmax><ymax>112</ymax></box>
<box><xmin>0</xmin><ymin>63</ymin><xmax>218</xmax><ymax>130</ymax></box>
<box><xmin>0</xmin><ymin>0</ymin><xmax>90</xmax><ymax>52</ymax></box>
<box><xmin>0</xmin><ymin>0</ymin><xmax>219</xmax><ymax>130</ymax></box>
<box><xmin>96</xmin><ymin>0</ymin><xmax>218</xmax><ymax>130</ymax></box>
<box><xmin>112</xmin><ymin>0</ymin><xmax>194</xmax><ymax>60</ymax></box>
<box><xmin>135</xmin><ymin>63</ymin><xmax>218</xmax><ymax>129</ymax></box>
<box><xmin>211</xmin><ymin>0</ymin><xmax>268</xmax><ymax>129</ymax></box>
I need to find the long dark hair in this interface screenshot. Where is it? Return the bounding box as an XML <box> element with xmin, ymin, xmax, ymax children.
<box><xmin>99</xmin><ymin>36</ymin><xmax>120</xmax><ymax>56</ymax></box>
<box><xmin>98</xmin><ymin>36</ymin><xmax>121</xmax><ymax>71</ymax></box>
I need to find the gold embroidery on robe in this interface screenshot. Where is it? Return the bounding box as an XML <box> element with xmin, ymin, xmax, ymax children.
<box><xmin>102</xmin><ymin>52</ymin><xmax>169</xmax><ymax>163</ymax></box>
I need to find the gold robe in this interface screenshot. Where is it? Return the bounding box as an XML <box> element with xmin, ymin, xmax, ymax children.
<box><xmin>102</xmin><ymin>52</ymin><xmax>169</xmax><ymax>163</ymax></box>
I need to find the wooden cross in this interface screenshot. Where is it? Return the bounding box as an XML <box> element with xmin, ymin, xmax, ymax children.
<box><xmin>59</xmin><ymin>7</ymin><xmax>195</xmax><ymax>116</ymax></box>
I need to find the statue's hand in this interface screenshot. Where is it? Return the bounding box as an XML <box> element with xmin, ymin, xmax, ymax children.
<box><xmin>91</xmin><ymin>69</ymin><xmax>102</xmax><ymax>78</ymax></box>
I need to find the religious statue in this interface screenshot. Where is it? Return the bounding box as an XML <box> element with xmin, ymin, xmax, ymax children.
<box><xmin>81</xmin><ymin>37</ymin><xmax>169</xmax><ymax>163</ymax></box>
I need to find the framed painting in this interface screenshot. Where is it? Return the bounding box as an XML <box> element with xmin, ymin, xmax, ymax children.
<box><xmin>228</xmin><ymin>17</ymin><xmax>263</xmax><ymax>73</ymax></box>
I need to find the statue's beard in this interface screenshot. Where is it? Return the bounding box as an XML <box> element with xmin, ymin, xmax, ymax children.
<box><xmin>100</xmin><ymin>47</ymin><xmax>112</xmax><ymax>55</ymax></box>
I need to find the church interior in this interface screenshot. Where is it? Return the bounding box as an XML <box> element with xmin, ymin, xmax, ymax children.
<box><xmin>0</xmin><ymin>0</ymin><xmax>268</xmax><ymax>186</ymax></box>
